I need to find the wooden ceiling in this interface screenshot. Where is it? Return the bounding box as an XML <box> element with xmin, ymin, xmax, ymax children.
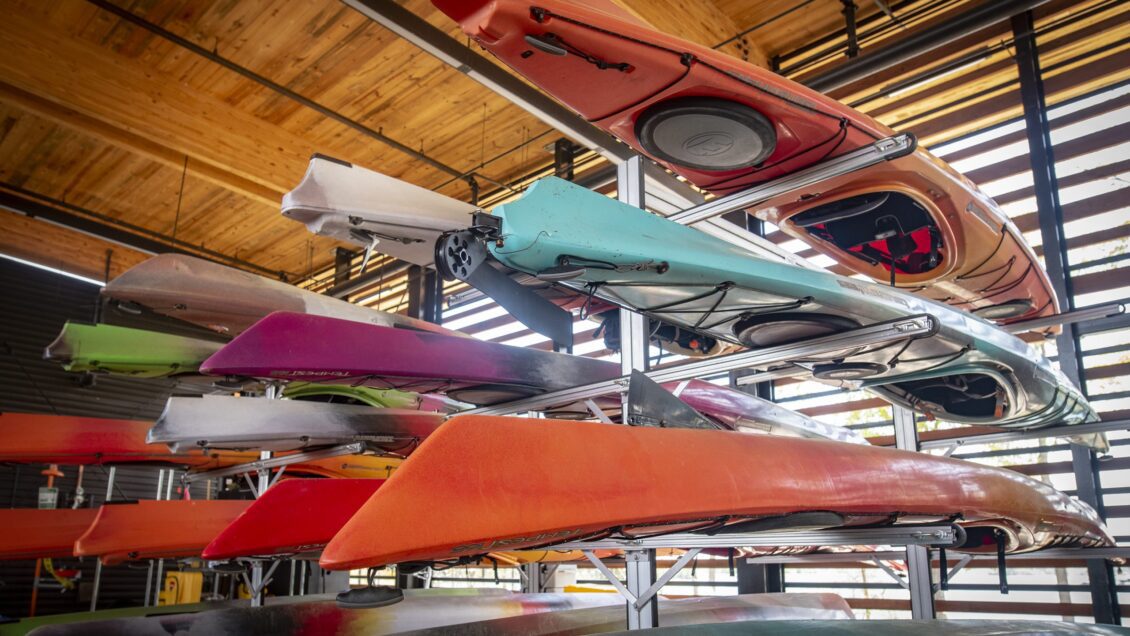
<box><xmin>0</xmin><ymin>0</ymin><xmax>1126</xmax><ymax>286</ymax></box>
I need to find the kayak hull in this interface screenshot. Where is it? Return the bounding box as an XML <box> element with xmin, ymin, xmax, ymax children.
<box><xmin>434</xmin><ymin>0</ymin><xmax>1056</xmax><ymax>323</ymax></box>
<box><xmin>0</xmin><ymin>508</ymin><xmax>98</xmax><ymax>560</ymax></box>
<box><xmin>17</xmin><ymin>591</ymin><xmax>854</xmax><ymax>635</ymax></box>
<box><xmin>281</xmin><ymin>155</ymin><xmax>475</xmax><ymax>267</ymax></box>
<box><xmin>150</xmin><ymin>395</ymin><xmax>445</xmax><ymax>453</ymax></box>
<box><xmin>487</xmin><ymin>178</ymin><xmax>1096</xmax><ymax>438</ymax></box>
<box><xmin>103</xmin><ymin>254</ymin><xmax>457</xmax><ymax>337</ymax></box>
<box><xmin>204</xmin><ymin>478</ymin><xmax>384</xmax><ymax>560</ymax></box>
<box><xmin>44</xmin><ymin>322</ymin><xmax>223</xmax><ymax>378</ymax></box>
<box><xmin>200</xmin><ymin>311</ymin><xmax>622</xmax><ymax>405</ymax></box>
<box><xmin>320</xmin><ymin>415</ymin><xmax>1110</xmax><ymax>570</ymax></box>
<box><xmin>74</xmin><ymin>500</ymin><xmax>251</xmax><ymax>565</ymax></box>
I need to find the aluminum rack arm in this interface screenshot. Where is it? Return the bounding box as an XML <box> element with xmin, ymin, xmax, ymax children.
<box><xmin>464</xmin><ymin>314</ymin><xmax>936</xmax><ymax>416</ymax></box>
<box><xmin>552</xmin><ymin>523</ymin><xmax>961</xmax><ymax>550</ymax></box>
<box><xmin>668</xmin><ymin>134</ymin><xmax>915</xmax><ymax>226</ymax></box>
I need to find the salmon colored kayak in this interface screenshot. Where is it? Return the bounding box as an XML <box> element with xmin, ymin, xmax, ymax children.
<box><xmin>0</xmin><ymin>412</ymin><xmax>403</xmax><ymax>478</ymax></box>
<box><xmin>0</xmin><ymin>508</ymin><xmax>98</xmax><ymax>560</ymax></box>
<box><xmin>320</xmin><ymin>416</ymin><xmax>1110</xmax><ymax>570</ymax></box>
<box><xmin>74</xmin><ymin>500</ymin><xmax>251</xmax><ymax>565</ymax></box>
<box><xmin>433</xmin><ymin>0</ymin><xmax>1056</xmax><ymax>324</ymax></box>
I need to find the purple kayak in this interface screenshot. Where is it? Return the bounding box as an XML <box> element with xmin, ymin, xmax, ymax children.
<box><xmin>200</xmin><ymin>311</ymin><xmax>619</xmax><ymax>405</ymax></box>
<box><xmin>201</xmin><ymin>313</ymin><xmax>861</xmax><ymax>444</ymax></box>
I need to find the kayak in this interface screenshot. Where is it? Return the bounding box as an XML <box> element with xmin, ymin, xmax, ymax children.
<box><xmin>44</xmin><ymin>321</ymin><xmax>223</xmax><ymax>378</ymax></box>
<box><xmin>0</xmin><ymin>508</ymin><xmax>98</xmax><ymax>560</ymax></box>
<box><xmin>0</xmin><ymin>412</ymin><xmax>403</xmax><ymax>478</ymax></box>
<box><xmin>103</xmin><ymin>254</ymin><xmax>460</xmax><ymax>337</ymax></box>
<box><xmin>0</xmin><ymin>412</ymin><xmax>258</xmax><ymax>467</ymax></box>
<box><xmin>150</xmin><ymin>395</ymin><xmax>445</xmax><ymax>453</ymax></box>
<box><xmin>74</xmin><ymin>499</ymin><xmax>251</xmax><ymax>565</ymax></box>
<box><xmin>282</xmin><ymin>155</ymin><xmax>475</xmax><ymax>267</ymax></box>
<box><xmin>14</xmin><ymin>591</ymin><xmax>854</xmax><ymax>635</ymax></box>
<box><xmin>667</xmin><ymin>378</ymin><xmax>867</xmax><ymax>445</ymax></box>
<box><xmin>203</xmin><ymin>478</ymin><xmax>384</xmax><ymax>560</ymax></box>
<box><xmin>203</xmin><ymin>477</ymin><xmax>627</xmax><ymax>563</ymax></box>
<box><xmin>484</xmin><ymin>177</ymin><xmax>1098</xmax><ymax>440</ymax></box>
<box><xmin>434</xmin><ymin>0</ymin><xmax>1057</xmax><ymax>324</ymax></box>
<box><xmin>199</xmin><ymin>311</ymin><xmax>863</xmax><ymax>444</ymax></box>
<box><xmin>199</xmin><ymin>311</ymin><xmax>623</xmax><ymax>405</ymax></box>
<box><xmin>608</xmin><ymin>620</ymin><xmax>1130</xmax><ymax>636</ymax></box>
<box><xmin>319</xmin><ymin>415</ymin><xmax>1111</xmax><ymax>570</ymax></box>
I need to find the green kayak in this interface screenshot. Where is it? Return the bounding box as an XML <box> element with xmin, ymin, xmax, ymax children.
<box><xmin>43</xmin><ymin>322</ymin><xmax>224</xmax><ymax>378</ymax></box>
<box><xmin>43</xmin><ymin>321</ymin><xmax>434</xmax><ymax>410</ymax></box>
<box><xmin>486</xmin><ymin>178</ymin><xmax>1098</xmax><ymax>443</ymax></box>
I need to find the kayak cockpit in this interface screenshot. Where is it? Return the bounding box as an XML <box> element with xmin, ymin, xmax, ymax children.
<box><xmin>884</xmin><ymin>372</ymin><xmax>1011</xmax><ymax>420</ymax></box>
<box><xmin>792</xmin><ymin>191</ymin><xmax>945</xmax><ymax>278</ymax></box>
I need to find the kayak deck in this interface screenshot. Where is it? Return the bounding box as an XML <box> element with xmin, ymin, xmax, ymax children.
<box><xmin>320</xmin><ymin>415</ymin><xmax>1110</xmax><ymax>570</ymax></box>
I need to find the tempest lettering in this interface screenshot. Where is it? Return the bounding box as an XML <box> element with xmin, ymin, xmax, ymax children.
<box><xmin>268</xmin><ymin>370</ymin><xmax>352</xmax><ymax>378</ymax></box>
<box><xmin>836</xmin><ymin>280</ymin><xmax>911</xmax><ymax>309</ymax></box>
<box><xmin>451</xmin><ymin>529</ymin><xmax>584</xmax><ymax>554</ymax></box>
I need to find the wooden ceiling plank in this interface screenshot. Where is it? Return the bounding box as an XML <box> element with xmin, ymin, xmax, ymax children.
<box><xmin>0</xmin><ymin>81</ymin><xmax>280</xmax><ymax>208</ymax></box>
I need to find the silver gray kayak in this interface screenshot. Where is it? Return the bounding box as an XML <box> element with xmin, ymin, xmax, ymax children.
<box><xmin>149</xmin><ymin>395</ymin><xmax>446</xmax><ymax>453</ymax></box>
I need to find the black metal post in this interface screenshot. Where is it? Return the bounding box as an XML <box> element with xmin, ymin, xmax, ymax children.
<box><xmin>422</xmin><ymin>268</ymin><xmax>443</xmax><ymax>325</ymax></box>
<box><xmin>1012</xmin><ymin>10</ymin><xmax>1119</xmax><ymax>625</ymax></box>
<box><xmin>842</xmin><ymin>0</ymin><xmax>859</xmax><ymax>58</ymax></box>
<box><xmin>554</xmin><ymin>138</ymin><xmax>576</xmax><ymax>181</ymax></box>
<box><xmin>333</xmin><ymin>247</ymin><xmax>355</xmax><ymax>288</ymax></box>
<box><xmin>406</xmin><ymin>265</ymin><xmax>425</xmax><ymax>320</ymax></box>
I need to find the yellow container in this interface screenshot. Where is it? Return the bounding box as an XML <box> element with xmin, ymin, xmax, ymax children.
<box><xmin>158</xmin><ymin>571</ymin><xmax>203</xmax><ymax>606</ymax></box>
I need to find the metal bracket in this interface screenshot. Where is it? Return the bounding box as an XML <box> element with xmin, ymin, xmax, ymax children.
<box><xmin>583</xmin><ymin>547</ymin><xmax>703</xmax><ymax>613</ymax></box>
<box><xmin>667</xmin><ymin>134</ymin><xmax>916</xmax><ymax>226</ymax></box>
<box><xmin>465</xmin><ymin>314</ymin><xmax>936</xmax><ymax>416</ymax></box>
<box><xmin>554</xmin><ymin>523</ymin><xmax>960</xmax><ymax>551</ymax></box>
<box><xmin>182</xmin><ymin>443</ymin><xmax>364</xmax><ymax>484</ymax></box>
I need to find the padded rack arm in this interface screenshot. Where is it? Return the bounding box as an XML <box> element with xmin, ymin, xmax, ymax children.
<box><xmin>667</xmin><ymin>134</ymin><xmax>916</xmax><ymax>226</ymax></box>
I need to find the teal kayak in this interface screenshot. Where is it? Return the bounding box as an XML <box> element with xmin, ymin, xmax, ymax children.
<box><xmin>487</xmin><ymin>178</ymin><xmax>1099</xmax><ymax>444</ymax></box>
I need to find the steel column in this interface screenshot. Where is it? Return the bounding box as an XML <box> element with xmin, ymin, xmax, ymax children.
<box><xmin>89</xmin><ymin>466</ymin><xmax>115</xmax><ymax>611</ymax></box>
<box><xmin>893</xmin><ymin>405</ymin><xmax>935</xmax><ymax>618</ymax></box>
<box><xmin>624</xmin><ymin>549</ymin><xmax>659</xmax><ymax>629</ymax></box>
<box><xmin>618</xmin><ymin>156</ymin><xmax>650</xmax><ymax>377</ymax></box>
<box><xmin>1012</xmin><ymin>10</ymin><xmax>1119</xmax><ymax>624</ymax></box>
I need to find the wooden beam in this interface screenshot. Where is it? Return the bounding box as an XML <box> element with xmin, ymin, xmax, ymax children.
<box><xmin>0</xmin><ymin>207</ymin><xmax>149</xmax><ymax>283</ymax></box>
<box><xmin>0</xmin><ymin>81</ymin><xmax>280</xmax><ymax>208</ymax></box>
<box><xmin>0</xmin><ymin>9</ymin><xmax>331</xmax><ymax>201</ymax></box>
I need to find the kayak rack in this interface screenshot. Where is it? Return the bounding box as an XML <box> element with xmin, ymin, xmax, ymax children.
<box><xmin>180</xmin><ymin>442</ymin><xmax>365</xmax><ymax>485</ymax></box>
<box><xmin>464</xmin><ymin>313</ymin><xmax>937</xmax><ymax>417</ymax></box>
<box><xmin>546</xmin><ymin>523</ymin><xmax>958</xmax><ymax>626</ymax></box>
<box><xmin>666</xmin><ymin>133</ymin><xmax>916</xmax><ymax>226</ymax></box>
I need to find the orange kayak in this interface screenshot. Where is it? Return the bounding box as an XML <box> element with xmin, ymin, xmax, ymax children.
<box><xmin>0</xmin><ymin>412</ymin><xmax>402</xmax><ymax>478</ymax></box>
<box><xmin>74</xmin><ymin>499</ymin><xmax>251</xmax><ymax>565</ymax></box>
<box><xmin>0</xmin><ymin>412</ymin><xmax>258</xmax><ymax>467</ymax></box>
<box><xmin>434</xmin><ymin>0</ymin><xmax>1056</xmax><ymax>324</ymax></box>
<box><xmin>0</xmin><ymin>508</ymin><xmax>98</xmax><ymax>560</ymax></box>
<box><xmin>320</xmin><ymin>415</ymin><xmax>1110</xmax><ymax>570</ymax></box>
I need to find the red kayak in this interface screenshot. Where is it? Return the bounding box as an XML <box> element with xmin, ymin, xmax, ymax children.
<box><xmin>320</xmin><ymin>416</ymin><xmax>1111</xmax><ymax>570</ymax></box>
<box><xmin>434</xmin><ymin>0</ymin><xmax>1057</xmax><ymax>324</ymax></box>
<box><xmin>0</xmin><ymin>508</ymin><xmax>98</xmax><ymax>560</ymax></box>
<box><xmin>74</xmin><ymin>500</ymin><xmax>251</xmax><ymax>565</ymax></box>
<box><xmin>203</xmin><ymin>479</ymin><xmax>383</xmax><ymax>560</ymax></box>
